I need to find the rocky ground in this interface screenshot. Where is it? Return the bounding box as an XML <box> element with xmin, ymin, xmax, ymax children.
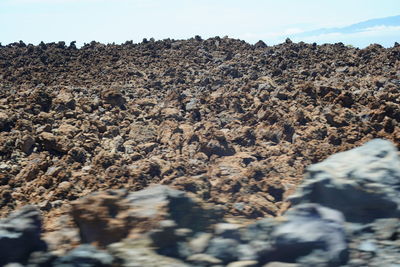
<box><xmin>0</xmin><ymin>37</ymin><xmax>399</xmax><ymax>266</ymax></box>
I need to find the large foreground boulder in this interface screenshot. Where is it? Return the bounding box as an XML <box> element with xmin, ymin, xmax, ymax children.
<box><xmin>0</xmin><ymin>205</ymin><xmax>47</xmax><ymax>265</ymax></box>
<box><xmin>289</xmin><ymin>139</ymin><xmax>400</xmax><ymax>222</ymax></box>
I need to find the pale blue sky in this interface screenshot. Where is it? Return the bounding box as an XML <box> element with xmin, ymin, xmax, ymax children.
<box><xmin>1</xmin><ymin>0</ymin><xmax>399</xmax><ymax>47</ymax></box>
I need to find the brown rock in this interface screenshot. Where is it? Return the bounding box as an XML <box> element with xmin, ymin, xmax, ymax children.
<box><xmin>71</xmin><ymin>185</ymin><xmax>223</xmax><ymax>246</ymax></box>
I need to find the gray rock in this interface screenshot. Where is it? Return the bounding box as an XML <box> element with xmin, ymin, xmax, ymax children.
<box><xmin>269</xmin><ymin>204</ymin><xmax>348</xmax><ymax>266</ymax></box>
<box><xmin>289</xmin><ymin>139</ymin><xmax>400</xmax><ymax>223</ymax></box>
<box><xmin>206</xmin><ymin>237</ymin><xmax>240</xmax><ymax>263</ymax></box>
<box><xmin>0</xmin><ymin>205</ymin><xmax>47</xmax><ymax>265</ymax></box>
<box><xmin>53</xmin><ymin>245</ymin><xmax>114</xmax><ymax>266</ymax></box>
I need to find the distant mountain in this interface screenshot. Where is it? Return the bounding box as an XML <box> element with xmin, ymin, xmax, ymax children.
<box><xmin>294</xmin><ymin>15</ymin><xmax>400</xmax><ymax>38</ymax></box>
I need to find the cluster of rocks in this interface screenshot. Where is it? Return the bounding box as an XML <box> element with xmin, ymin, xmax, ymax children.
<box><xmin>1</xmin><ymin>37</ymin><xmax>400</xmax><ymax>265</ymax></box>
<box><xmin>0</xmin><ymin>38</ymin><xmax>399</xmax><ymax>225</ymax></box>
<box><xmin>1</xmin><ymin>139</ymin><xmax>400</xmax><ymax>266</ymax></box>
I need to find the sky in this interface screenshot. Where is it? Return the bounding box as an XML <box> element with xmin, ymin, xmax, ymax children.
<box><xmin>1</xmin><ymin>0</ymin><xmax>399</xmax><ymax>47</ymax></box>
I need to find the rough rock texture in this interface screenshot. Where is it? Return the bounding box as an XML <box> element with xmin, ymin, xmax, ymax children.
<box><xmin>71</xmin><ymin>185</ymin><xmax>223</xmax><ymax>246</ymax></box>
<box><xmin>1</xmin><ymin>37</ymin><xmax>400</xmax><ymax>265</ymax></box>
<box><xmin>1</xmin><ymin>38</ymin><xmax>400</xmax><ymax>227</ymax></box>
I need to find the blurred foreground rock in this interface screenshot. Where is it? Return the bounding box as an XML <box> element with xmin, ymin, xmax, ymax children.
<box><xmin>71</xmin><ymin>185</ymin><xmax>223</xmax><ymax>246</ymax></box>
<box><xmin>0</xmin><ymin>206</ymin><xmax>46</xmax><ymax>265</ymax></box>
<box><xmin>289</xmin><ymin>139</ymin><xmax>400</xmax><ymax>222</ymax></box>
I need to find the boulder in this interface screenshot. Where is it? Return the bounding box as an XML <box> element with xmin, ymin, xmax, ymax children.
<box><xmin>289</xmin><ymin>139</ymin><xmax>400</xmax><ymax>223</ymax></box>
<box><xmin>71</xmin><ymin>185</ymin><xmax>223</xmax><ymax>246</ymax></box>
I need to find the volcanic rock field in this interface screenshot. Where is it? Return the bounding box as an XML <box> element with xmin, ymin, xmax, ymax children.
<box><xmin>0</xmin><ymin>37</ymin><xmax>400</xmax><ymax>266</ymax></box>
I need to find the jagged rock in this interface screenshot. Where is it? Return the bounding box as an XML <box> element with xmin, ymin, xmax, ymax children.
<box><xmin>289</xmin><ymin>139</ymin><xmax>400</xmax><ymax>223</ymax></box>
<box><xmin>0</xmin><ymin>206</ymin><xmax>47</xmax><ymax>265</ymax></box>
<box><xmin>39</xmin><ymin>132</ymin><xmax>71</xmax><ymax>154</ymax></box>
<box><xmin>100</xmin><ymin>88</ymin><xmax>126</xmax><ymax>108</ymax></box>
<box><xmin>19</xmin><ymin>135</ymin><xmax>35</xmax><ymax>154</ymax></box>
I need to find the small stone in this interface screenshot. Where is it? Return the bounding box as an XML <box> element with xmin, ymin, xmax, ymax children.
<box><xmin>20</xmin><ymin>135</ymin><xmax>35</xmax><ymax>154</ymax></box>
<box><xmin>58</xmin><ymin>181</ymin><xmax>72</xmax><ymax>191</ymax></box>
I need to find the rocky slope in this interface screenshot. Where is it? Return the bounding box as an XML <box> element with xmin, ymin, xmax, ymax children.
<box><xmin>1</xmin><ymin>139</ymin><xmax>400</xmax><ymax>266</ymax></box>
<box><xmin>0</xmin><ymin>37</ymin><xmax>399</xmax><ymax>265</ymax></box>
